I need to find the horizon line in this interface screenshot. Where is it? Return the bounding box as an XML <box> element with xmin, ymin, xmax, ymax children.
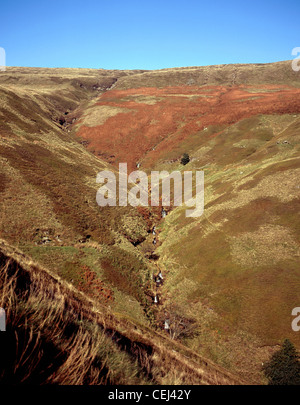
<box><xmin>3</xmin><ymin>59</ymin><xmax>292</xmax><ymax>72</ymax></box>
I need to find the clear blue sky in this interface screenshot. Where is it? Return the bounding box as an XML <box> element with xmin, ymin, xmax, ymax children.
<box><xmin>0</xmin><ymin>0</ymin><xmax>299</xmax><ymax>70</ymax></box>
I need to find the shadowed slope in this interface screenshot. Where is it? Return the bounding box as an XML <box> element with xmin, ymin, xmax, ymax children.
<box><xmin>0</xmin><ymin>238</ymin><xmax>247</xmax><ymax>385</ymax></box>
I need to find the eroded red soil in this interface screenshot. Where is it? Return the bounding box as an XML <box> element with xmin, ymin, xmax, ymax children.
<box><xmin>77</xmin><ymin>84</ymin><xmax>300</xmax><ymax>170</ymax></box>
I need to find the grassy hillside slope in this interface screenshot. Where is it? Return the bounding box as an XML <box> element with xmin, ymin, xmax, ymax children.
<box><xmin>72</xmin><ymin>62</ymin><xmax>300</xmax><ymax>383</ymax></box>
<box><xmin>0</xmin><ymin>62</ymin><xmax>299</xmax><ymax>384</ymax></box>
<box><xmin>0</xmin><ymin>238</ymin><xmax>246</xmax><ymax>385</ymax></box>
<box><xmin>0</xmin><ymin>67</ymin><xmax>159</xmax><ymax>329</ymax></box>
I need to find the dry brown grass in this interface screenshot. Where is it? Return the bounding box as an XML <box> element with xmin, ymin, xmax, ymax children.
<box><xmin>114</xmin><ymin>61</ymin><xmax>300</xmax><ymax>90</ymax></box>
<box><xmin>0</xmin><ymin>238</ymin><xmax>247</xmax><ymax>385</ymax></box>
<box><xmin>80</xmin><ymin>105</ymin><xmax>133</xmax><ymax>127</ymax></box>
<box><xmin>230</xmin><ymin>224</ymin><xmax>300</xmax><ymax>268</ymax></box>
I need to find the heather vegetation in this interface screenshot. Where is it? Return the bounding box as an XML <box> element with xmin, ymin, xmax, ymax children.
<box><xmin>0</xmin><ymin>62</ymin><xmax>299</xmax><ymax>384</ymax></box>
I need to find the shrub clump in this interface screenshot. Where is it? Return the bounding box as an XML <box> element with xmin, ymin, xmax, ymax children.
<box><xmin>263</xmin><ymin>339</ymin><xmax>300</xmax><ymax>385</ymax></box>
<box><xmin>180</xmin><ymin>153</ymin><xmax>190</xmax><ymax>165</ymax></box>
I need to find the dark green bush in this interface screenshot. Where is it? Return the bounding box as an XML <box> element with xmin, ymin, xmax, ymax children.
<box><xmin>180</xmin><ymin>153</ymin><xmax>190</xmax><ymax>165</ymax></box>
<box><xmin>263</xmin><ymin>339</ymin><xmax>300</xmax><ymax>385</ymax></box>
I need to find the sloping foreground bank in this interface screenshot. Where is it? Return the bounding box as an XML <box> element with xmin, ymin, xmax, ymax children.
<box><xmin>0</xmin><ymin>238</ymin><xmax>247</xmax><ymax>385</ymax></box>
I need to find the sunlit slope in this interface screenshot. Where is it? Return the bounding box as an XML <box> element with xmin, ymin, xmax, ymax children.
<box><xmin>72</xmin><ymin>61</ymin><xmax>300</xmax><ymax>382</ymax></box>
<box><xmin>113</xmin><ymin>61</ymin><xmax>300</xmax><ymax>90</ymax></box>
<box><xmin>1</xmin><ymin>63</ymin><xmax>300</xmax><ymax>384</ymax></box>
<box><xmin>0</xmin><ymin>66</ymin><xmax>146</xmax><ymax>136</ymax></box>
<box><xmin>75</xmin><ymin>64</ymin><xmax>300</xmax><ymax>171</ymax></box>
<box><xmin>154</xmin><ymin>113</ymin><xmax>300</xmax><ymax>382</ymax></box>
<box><xmin>0</xmin><ymin>67</ymin><xmax>157</xmax><ymax>326</ymax></box>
